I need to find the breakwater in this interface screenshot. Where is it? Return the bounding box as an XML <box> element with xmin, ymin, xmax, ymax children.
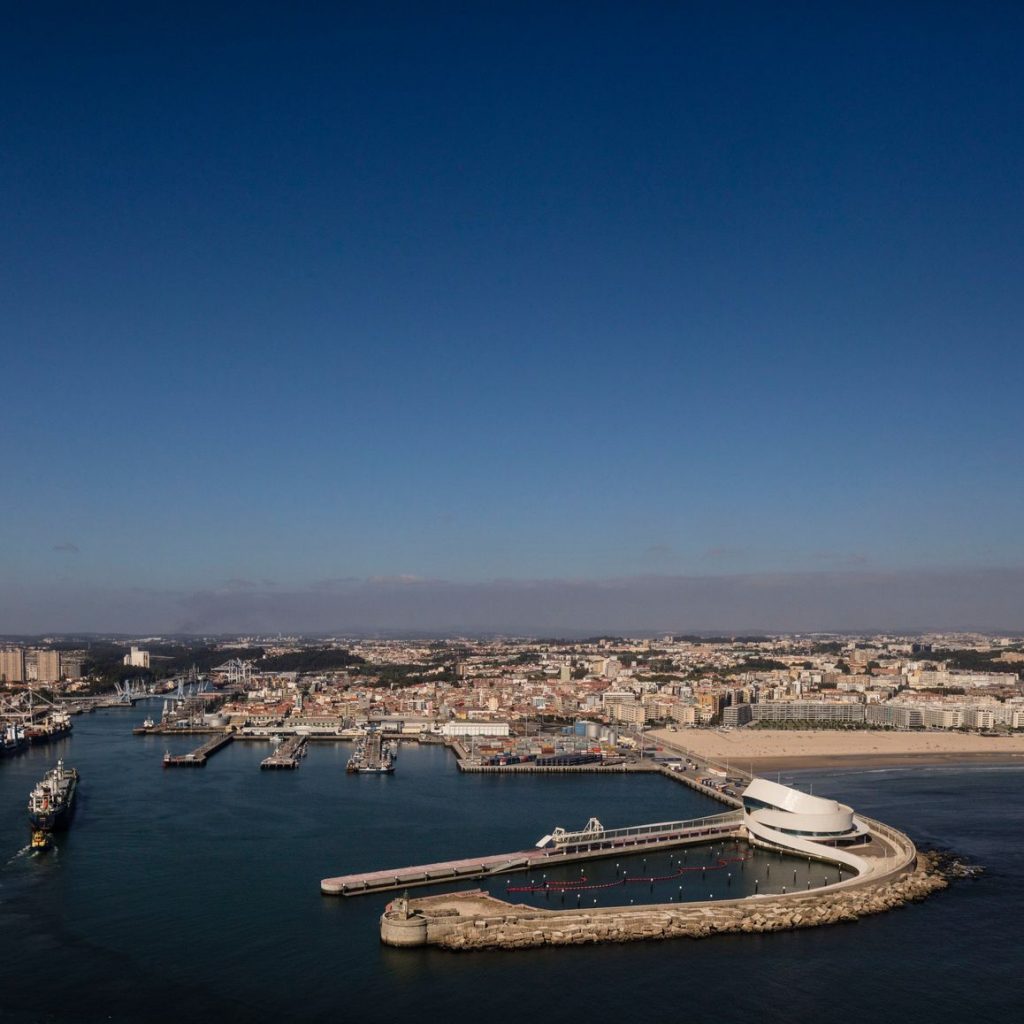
<box><xmin>379</xmin><ymin>807</ymin><xmax>930</xmax><ymax>950</ymax></box>
<box><xmin>381</xmin><ymin>850</ymin><xmax>952</xmax><ymax>950</ymax></box>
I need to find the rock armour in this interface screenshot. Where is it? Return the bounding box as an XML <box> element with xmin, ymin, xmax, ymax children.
<box><xmin>433</xmin><ymin>853</ymin><xmax>951</xmax><ymax>951</ymax></box>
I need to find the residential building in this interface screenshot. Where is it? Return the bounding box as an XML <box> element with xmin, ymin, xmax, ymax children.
<box><xmin>722</xmin><ymin>702</ymin><xmax>753</xmax><ymax>726</ymax></box>
<box><xmin>751</xmin><ymin>701</ymin><xmax>866</xmax><ymax>724</ymax></box>
<box><xmin>123</xmin><ymin>646</ymin><xmax>150</xmax><ymax>668</ymax></box>
<box><xmin>34</xmin><ymin>649</ymin><xmax>61</xmax><ymax>683</ymax></box>
<box><xmin>0</xmin><ymin>647</ymin><xmax>25</xmax><ymax>683</ymax></box>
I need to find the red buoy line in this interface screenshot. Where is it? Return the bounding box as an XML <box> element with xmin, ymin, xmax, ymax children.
<box><xmin>506</xmin><ymin>847</ymin><xmax>752</xmax><ymax>894</ymax></box>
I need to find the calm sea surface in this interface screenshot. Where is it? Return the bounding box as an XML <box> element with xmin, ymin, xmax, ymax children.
<box><xmin>0</xmin><ymin>704</ymin><xmax>1020</xmax><ymax>1023</ymax></box>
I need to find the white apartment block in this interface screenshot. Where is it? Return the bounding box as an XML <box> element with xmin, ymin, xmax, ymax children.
<box><xmin>123</xmin><ymin>646</ymin><xmax>151</xmax><ymax>668</ymax></box>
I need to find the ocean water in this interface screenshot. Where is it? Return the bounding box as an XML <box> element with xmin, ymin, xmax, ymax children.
<box><xmin>0</xmin><ymin>704</ymin><xmax>1019</xmax><ymax>1023</ymax></box>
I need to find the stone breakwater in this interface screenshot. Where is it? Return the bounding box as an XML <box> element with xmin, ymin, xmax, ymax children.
<box><xmin>381</xmin><ymin>853</ymin><xmax>958</xmax><ymax>951</ymax></box>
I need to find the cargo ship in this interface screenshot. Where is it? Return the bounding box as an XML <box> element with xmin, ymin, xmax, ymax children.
<box><xmin>25</xmin><ymin>711</ymin><xmax>73</xmax><ymax>746</ymax></box>
<box><xmin>28</xmin><ymin>759</ymin><xmax>80</xmax><ymax>848</ymax></box>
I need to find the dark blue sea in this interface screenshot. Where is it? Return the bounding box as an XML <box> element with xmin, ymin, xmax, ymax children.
<box><xmin>0</xmin><ymin>704</ymin><xmax>1018</xmax><ymax>1023</ymax></box>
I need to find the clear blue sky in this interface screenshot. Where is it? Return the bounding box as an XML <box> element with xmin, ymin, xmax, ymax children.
<box><xmin>2</xmin><ymin>2</ymin><xmax>1022</xmax><ymax>631</ymax></box>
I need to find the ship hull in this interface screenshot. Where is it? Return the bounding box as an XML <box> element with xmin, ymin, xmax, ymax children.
<box><xmin>28</xmin><ymin>802</ymin><xmax>75</xmax><ymax>831</ymax></box>
<box><xmin>26</xmin><ymin>724</ymin><xmax>72</xmax><ymax>746</ymax></box>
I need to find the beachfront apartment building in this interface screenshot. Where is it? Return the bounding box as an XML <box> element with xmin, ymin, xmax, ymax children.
<box><xmin>670</xmin><ymin>704</ymin><xmax>697</xmax><ymax>726</ymax></box>
<box><xmin>921</xmin><ymin>706</ymin><xmax>962</xmax><ymax>729</ymax></box>
<box><xmin>722</xmin><ymin>702</ymin><xmax>753</xmax><ymax>726</ymax></box>
<box><xmin>962</xmin><ymin>707</ymin><xmax>996</xmax><ymax>730</ymax></box>
<box><xmin>867</xmin><ymin>702</ymin><xmax>1001</xmax><ymax>730</ymax></box>
<box><xmin>866</xmin><ymin>703</ymin><xmax>922</xmax><ymax>728</ymax></box>
<box><xmin>995</xmin><ymin>703</ymin><xmax>1024</xmax><ymax>728</ymax></box>
<box><xmin>751</xmin><ymin>701</ymin><xmax>866</xmax><ymax>724</ymax></box>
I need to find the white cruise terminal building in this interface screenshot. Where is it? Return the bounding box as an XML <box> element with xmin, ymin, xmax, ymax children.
<box><xmin>741</xmin><ymin>777</ymin><xmax>872</xmax><ymax>873</ymax></box>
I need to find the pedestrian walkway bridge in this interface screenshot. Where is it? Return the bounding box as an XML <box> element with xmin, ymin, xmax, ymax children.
<box><xmin>538</xmin><ymin>810</ymin><xmax>742</xmax><ymax>854</ymax></box>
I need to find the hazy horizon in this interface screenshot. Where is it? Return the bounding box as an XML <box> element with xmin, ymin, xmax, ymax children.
<box><xmin>4</xmin><ymin>566</ymin><xmax>1023</xmax><ymax>637</ymax></box>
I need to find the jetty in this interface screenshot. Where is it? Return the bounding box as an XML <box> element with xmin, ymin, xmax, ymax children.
<box><xmin>163</xmin><ymin>732</ymin><xmax>234</xmax><ymax>767</ymax></box>
<box><xmin>321</xmin><ymin>810</ymin><xmax>743</xmax><ymax>896</ymax></box>
<box><xmin>346</xmin><ymin>731</ymin><xmax>395</xmax><ymax>773</ymax></box>
<box><xmin>261</xmin><ymin>735</ymin><xmax>307</xmax><ymax>770</ymax></box>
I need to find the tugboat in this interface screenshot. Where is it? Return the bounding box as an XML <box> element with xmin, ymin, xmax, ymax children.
<box><xmin>30</xmin><ymin>830</ymin><xmax>52</xmax><ymax>851</ymax></box>
<box><xmin>28</xmin><ymin>759</ymin><xmax>80</xmax><ymax>849</ymax></box>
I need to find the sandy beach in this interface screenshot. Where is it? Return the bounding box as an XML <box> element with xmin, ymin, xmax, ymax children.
<box><xmin>647</xmin><ymin>727</ymin><xmax>1024</xmax><ymax>771</ymax></box>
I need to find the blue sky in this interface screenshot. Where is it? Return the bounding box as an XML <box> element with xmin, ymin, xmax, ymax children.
<box><xmin>2</xmin><ymin>3</ymin><xmax>1022</xmax><ymax>631</ymax></box>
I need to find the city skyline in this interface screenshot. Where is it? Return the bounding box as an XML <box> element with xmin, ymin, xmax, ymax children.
<box><xmin>3</xmin><ymin>4</ymin><xmax>1022</xmax><ymax>631</ymax></box>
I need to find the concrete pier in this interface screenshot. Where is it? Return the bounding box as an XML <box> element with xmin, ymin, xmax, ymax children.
<box><xmin>261</xmin><ymin>735</ymin><xmax>307</xmax><ymax>769</ymax></box>
<box><xmin>163</xmin><ymin>732</ymin><xmax>234</xmax><ymax>767</ymax></box>
<box><xmin>321</xmin><ymin>811</ymin><xmax>743</xmax><ymax>896</ymax></box>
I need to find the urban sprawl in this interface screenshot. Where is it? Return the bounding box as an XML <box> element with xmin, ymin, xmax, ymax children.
<box><xmin>3</xmin><ymin>635</ymin><xmax>1023</xmax><ymax>757</ymax></box>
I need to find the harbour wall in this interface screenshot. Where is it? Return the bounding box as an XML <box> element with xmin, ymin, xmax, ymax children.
<box><xmin>381</xmin><ymin>818</ymin><xmax>926</xmax><ymax>950</ymax></box>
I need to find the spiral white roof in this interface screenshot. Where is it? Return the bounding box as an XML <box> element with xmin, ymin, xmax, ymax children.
<box><xmin>741</xmin><ymin>777</ymin><xmax>871</xmax><ymax>873</ymax></box>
